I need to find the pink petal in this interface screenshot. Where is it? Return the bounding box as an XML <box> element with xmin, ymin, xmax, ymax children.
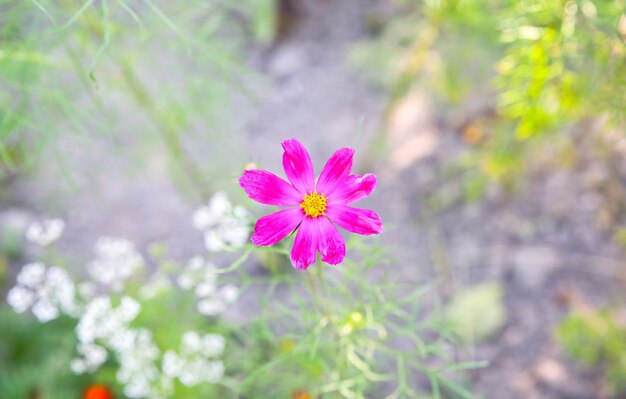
<box><xmin>239</xmin><ymin>169</ymin><xmax>301</xmax><ymax>206</ymax></box>
<box><xmin>316</xmin><ymin>147</ymin><xmax>354</xmax><ymax>194</ymax></box>
<box><xmin>315</xmin><ymin>217</ymin><xmax>346</xmax><ymax>265</ymax></box>
<box><xmin>251</xmin><ymin>208</ymin><xmax>304</xmax><ymax>246</ymax></box>
<box><xmin>282</xmin><ymin>138</ymin><xmax>315</xmax><ymax>194</ymax></box>
<box><xmin>326</xmin><ymin>173</ymin><xmax>377</xmax><ymax>205</ymax></box>
<box><xmin>290</xmin><ymin>218</ymin><xmax>318</xmax><ymax>270</ymax></box>
<box><xmin>325</xmin><ymin>205</ymin><xmax>383</xmax><ymax>235</ymax></box>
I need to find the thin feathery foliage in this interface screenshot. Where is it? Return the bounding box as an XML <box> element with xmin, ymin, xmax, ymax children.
<box><xmin>0</xmin><ymin>0</ymin><xmax>271</xmax><ymax>194</ymax></box>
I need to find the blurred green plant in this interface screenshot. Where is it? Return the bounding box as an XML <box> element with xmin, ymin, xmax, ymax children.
<box><xmin>0</xmin><ymin>0</ymin><xmax>278</xmax><ymax>196</ymax></box>
<box><xmin>229</xmin><ymin>235</ymin><xmax>482</xmax><ymax>399</ymax></box>
<box><xmin>0</xmin><ymin>221</ymin><xmax>24</xmax><ymax>262</ymax></box>
<box><xmin>443</xmin><ymin>282</ymin><xmax>506</xmax><ymax>344</ymax></box>
<box><xmin>352</xmin><ymin>0</ymin><xmax>626</xmax><ymax>190</ymax></box>
<box><xmin>0</xmin><ymin>307</ymin><xmax>88</xmax><ymax>399</ymax></box>
<box><xmin>556</xmin><ymin>308</ymin><xmax>626</xmax><ymax>395</ymax></box>
<box><xmin>243</xmin><ymin>0</ymin><xmax>278</xmax><ymax>44</ymax></box>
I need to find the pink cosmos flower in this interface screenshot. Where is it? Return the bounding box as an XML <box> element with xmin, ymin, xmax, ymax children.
<box><xmin>239</xmin><ymin>138</ymin><xmax>383</xmax><ymax>270</ymax></box>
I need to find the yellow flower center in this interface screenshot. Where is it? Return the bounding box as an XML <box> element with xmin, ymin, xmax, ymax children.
<box><xmin>300</xmin><ymin>192</ymin><xmax>327</xmax><ymax>218</ymax></box>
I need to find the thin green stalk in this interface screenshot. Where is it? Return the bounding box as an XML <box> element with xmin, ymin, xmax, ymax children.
<box><xmin>119</xmin><ymin>59</ymin><xmax>209</xmax><ymax>197</ymax></box>
<box><xmin>315</xmin><ymin>255</ymin><xmax>328</xmax><ymax>297</ymax></box>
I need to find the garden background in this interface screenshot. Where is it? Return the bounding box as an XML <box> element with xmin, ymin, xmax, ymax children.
<box><xmin>1</xmin><ymin>1</ymin><xmax>625</xmax><ymax>398</ymax></box>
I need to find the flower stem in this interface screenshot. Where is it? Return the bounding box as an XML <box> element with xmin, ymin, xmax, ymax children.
<box><xmin>307</xmin><ymin>256</ymin><xmax>336</xmax><ymax>329</ymax></box>
<box><xmin>315</xmin><ymin>256</ymin><xmax>328</xmax><ymax>297</ymax></box>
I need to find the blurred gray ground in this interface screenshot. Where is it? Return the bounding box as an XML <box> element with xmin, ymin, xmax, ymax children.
<box><xmin>3</xmin><ymin>0</ymin><xmax>626</xmax><ymax>398</ymax></box>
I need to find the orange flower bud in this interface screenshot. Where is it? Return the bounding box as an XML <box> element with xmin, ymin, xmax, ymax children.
<box><xmin>84</xmin><ymin>384</ymin><xmax>114</xmax><ymax>399</ymax></box>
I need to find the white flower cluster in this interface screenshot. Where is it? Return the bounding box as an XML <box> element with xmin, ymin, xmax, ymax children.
<box><xmin>75</xmin><ymin>296</ymin><xmax>141</xmax><ymax>348</ymax></box>
<box><xmin>72</xmin><ymin>296</ymin><xmax>170</xmax><ymax>398</ymax></box>
<box><xmin>72</xmin><ymin>296</ymin><xmax>140</xmax><ymax>373</ymax></box>
<box><xmin>72</xmin><ymin>342</ymin><xmax>108</xmax><ymax>373</ymax></box>
<box><xmin>178</xmin><ymin>257</ymin><xmax>239</xmax><ymax>316</ymax></box>
<box><xmin>7</xmin><ymin>262</ymin><xmax>78</xmax><ymax>322</ymax></box>
<box><xmin>87</xmin><ymin>237</ymin><xmax>144</xmax><ymax>291</ymax></box>
<box><xmin>6</xmin><ymin>211</ymin><xmax>239</xmax><ymax>398</ymax></box>
<box><xmin>163</xmin><ymin>331</ymin><xmax>225</xmax><ymax>386</ymax></box>
<box><xmin>25</xmin><ymin>218</ymin><xmax>65</xmax><ymax>246</ymax></box>
<box><xmin>115</xmin><ymin>328</ymin><xmax>163</xmax><ymax>398</ymax></box>
<box><xmin>193</xmin><ymin>191</ymin><xmax>250</xmax><ymax>252</ymax></box>
<box><xmin>72</xmin><ymin>295</ymin><xmax>228</xmax><ymax>398</ymax></box>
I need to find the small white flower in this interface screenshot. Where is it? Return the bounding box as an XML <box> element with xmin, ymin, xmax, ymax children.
<box><xmin>195</xmin><ymin>281</ymin><xmax>215</xmax><ymax>298</ymax></box>
<box><xmin>8</xmin><ymin>263</ymin><xmax>78</xmax><ymax>322</ymax></box>
<box><xmin>193</xmin><ymin>192</ymin><xmax>250</xmax><ymax>252</ymax></box>
<box><xmin>7</xmin><ymin>286</ymin><xmax>36</xmax><ymax>313</ymax></box>
<box><xmin>177</xmin><ymin>273</ymin><xmax>195</xmax><ymax>290</ymax></box>
<box><xmin>70</xmin><ymin>359</ymin><xmax>88</xmax><ymax>374</ymax></box>
<box><xmin>177</xmin><ymin>257</ymin><xmax>215</xmax><ymax>291</ymax></box>
<box><xmin>76</xmin><ymin>296</ymin><xmax>112</xmax><ymax>344</ymax></box>
<box><xmin>115</xmin><ymin>329</ymin><xmax>163</xmax><ymax>398</ymax></box>
<box><xmin>178</xmin><ymin>363</ymin><xmax>203</xmax><ymax>386</ymax></box>
<box><xmin>71</xmin><ymin>342</ymin><xmax>108</xmax><ymax>374</ymax></box>
<box><xmin>75</xmin><ymin>296</ymin><xmax>140</xmax><ymax>346</ymax></box>
<box><xmin>219</xmin><ymin>284</ymin><xmax>239</xmax><ymax>304</ymax></box>
<box><xmin>199</xmin><ymin>334</ymin><xmax>225</xmax><ymax>358</ymax></box>
<box><xmin>209</xmin><ymin>192</ymin><xmax>231</xmax><ymax>215</ymax></box>
<box><xmin>178</xmin><ymin>258</ymin><xmax>239</xmax><ymax>317</ymax></box>
<box><xmin>162</xmin><ymin>351</ymin><xmax>183</xmax><ymax>378</ymax></box>
<box><xmin>25</xmin><ymin>219</ymin><xmax>65</xmax><ymax>246</ymax></box>
<box><xmin>203</xmin><ymin>360</ymin><xmax>225</xmax><ymax>383</ymax></box>
<box><xmin>181</xmin><ymin>332</ymin><xmax>200</xmax><ymax>352</ymax></box>
<box><xmin>196</xmin><ymin>298</ymin><xmax>225</xmax><ymax>316</ymax></box>
<box><xmin>188</xmin><ymin>257</ymin><xmax>204</xmax><ymax>271</ymax></box>
<box><xmin>32</xmin><ymin>298</ymin><xmax>59</xmax><ymax>322</ymax></box>
<box><xmin>118</xmin><ymin>297</ymin><xmax>141</xmax><ymax>322</ymax></box>
<box><xmin>166</xmin><ymin>331</ymin><xmax>226</xmax><ymax>386</ymax></box>
<box><xmin>16</xmin><ymin>262</ymin><xmax>46</xmax><ymax>287</ymax></box>
<box><xmin>233</xmin><ymin>205</ymin><xmax>248</xmax><ymax>218</ymax></box>
<box><xmin>87</xmin><ymin>237</ymin><xmax>144</xmax><ymax>291</ymax></box>
<box><xmin>192</xmin><ymin>207</ymin><xmax>214</xmax><ymax>231</ymax></box>
<box><xmin>203</xmin><ymin>231</ymin><xmax>224</xmax><ymax>252</ymax></box>
<box><xmin>178</xmin><ymin>359</ymin><xmax>224</xmax><ymax>385</ymax></box>
<box><xmin>123</xmin><ymin>379</ymin><xmax>152</xmax><ymax>399</ymax></box>
<box><xmin>46</xmin><ymin>267</ymin><xmax>79</xmax><ymax>316</ymax></box>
